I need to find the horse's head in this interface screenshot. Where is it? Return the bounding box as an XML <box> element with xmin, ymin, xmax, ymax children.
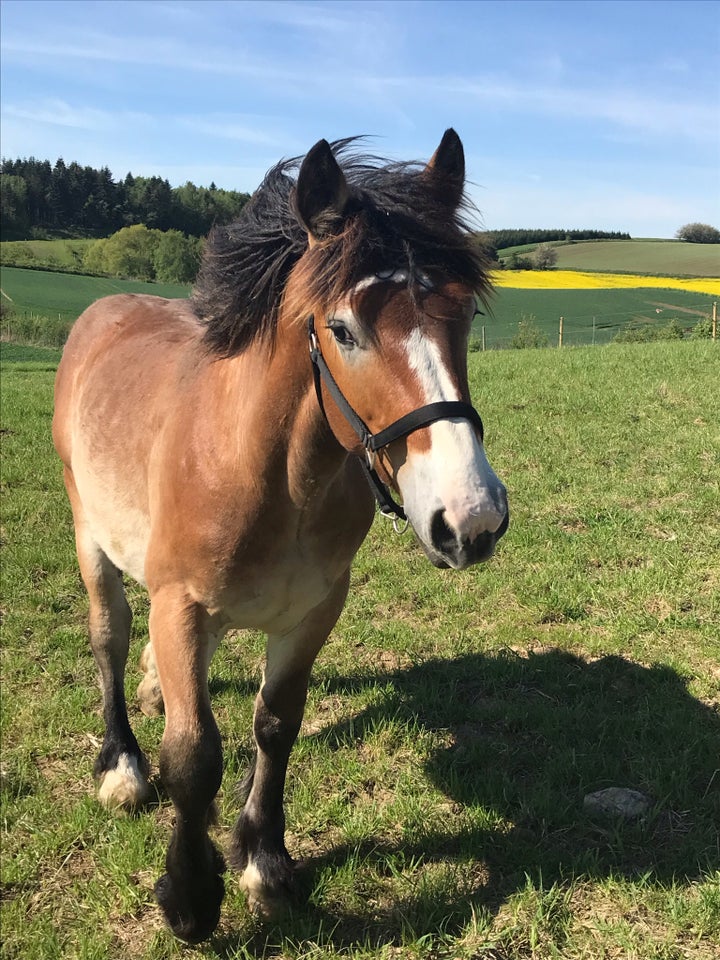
<box><xmin>292</xmin><ymin>130</ymin><xmax>509</xmax><ymax>570</ymax></box>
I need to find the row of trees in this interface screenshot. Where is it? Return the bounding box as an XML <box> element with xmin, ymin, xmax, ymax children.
<box><xmin>479</xmin><ymin>228</ymin><xmax>631</xmax><ymax>256</ymax></box>
<box><xmin>0</xmin><ymin>157</ymin><xmax>250</xmax><ymax>240</ymax></box>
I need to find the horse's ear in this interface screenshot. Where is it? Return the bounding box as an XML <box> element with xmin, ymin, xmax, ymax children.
<box><xmin>423</xmin><ymin>128</ymin><xmax>465</xmax><ymax>210</ymax></box>
<box><xmin>295</xmin><ymin>139</ymin><xmax>350</xmax><ymax>241</ymax></box>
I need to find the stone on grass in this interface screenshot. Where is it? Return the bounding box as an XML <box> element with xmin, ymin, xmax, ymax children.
<box><xmin>583</xmin><ymin>787</ymin><xmax>652</xmax><ymax>820</ymax></box>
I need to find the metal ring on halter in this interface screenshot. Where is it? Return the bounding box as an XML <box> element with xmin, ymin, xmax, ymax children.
<box><xmin>379</xmin><ymin>508</ymin><xmax>410</xmax><ymax>535</ymax></box>
<box><xmin>365</xmin><ymin>448</ymin><xmax>377</xmax><ymax>470</ymax></box>
<box><xmin>393</xmin><ymin>516</ymin><xmax>410</xmax><ymax>535</ymax></box>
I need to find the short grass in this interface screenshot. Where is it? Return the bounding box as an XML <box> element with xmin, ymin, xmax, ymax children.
<box><xmin>1</xmin><ymin>340</ymin><xmax>718</xmax><ymax>959</ymax></box>
<box><xmin>0</xmin><ymin>341</ymin><xmax>63</xmax><ymax>367</ymax></box>
<box><xmin>497</xmin><ymin>239</ymin><xmax>720</xmax><ymax>278</ymax></box>
<box><xmin>1</xmin><ymin>265</ymin><xmax>715</xmax><ymax>351</ymax></box>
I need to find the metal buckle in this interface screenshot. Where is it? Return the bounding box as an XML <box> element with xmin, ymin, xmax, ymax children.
<box><xmin>379</xmin><ymin>508</ymin><xmax>410</xmax><ymax>535</ymax></box>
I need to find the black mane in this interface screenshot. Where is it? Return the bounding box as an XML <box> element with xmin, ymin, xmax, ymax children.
<box><xmin>193</xmin><ymin>139</ymin><xmax>492</xmax><ymax>356</ymax></box>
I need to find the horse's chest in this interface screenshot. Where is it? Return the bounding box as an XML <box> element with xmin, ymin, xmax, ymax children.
<box><xmin>220</xmin><ymin>549</ymin><xmax>338</xmax><ymax>634</ymax></box>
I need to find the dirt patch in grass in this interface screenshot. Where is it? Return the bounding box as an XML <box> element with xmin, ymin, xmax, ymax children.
<box><xmin>648</xmin><ymin>300</ymin><xmax>711</xmax><ymax>317</ymax></box>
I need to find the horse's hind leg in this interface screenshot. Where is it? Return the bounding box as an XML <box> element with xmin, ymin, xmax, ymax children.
<box><xmin>137</xmin><ymin>640</ymin><xmax>164</xmax><ymax>716</ymax></box>
<box><xmin>230</xmin><ymin>572</ymin><xmax>350</xmax><ymax>916</ymax></box>
<box><xmin>64</xmin><ymin>468</ymin><xmax>151</xmax><ymax>808</ymax></box>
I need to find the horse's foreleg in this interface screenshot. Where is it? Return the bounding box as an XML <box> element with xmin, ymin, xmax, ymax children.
<box><xmin>64</xmin><ymin>467</ymin><xmax>151</xmax><ymax>809</ymax></box>
<box><xmin>230</xmin><ymin>571</ymin><xmax>350</xmax><ymax>916</ymax></box>
<box><xmin>137</xmin><ymin>630</ymin><xmax>223</xmax><ymax>717</ymax></box>
<box><xmin>149</xmin><ymin>589</ymin><xmax>225</xmax><ymax>944</ymax></box>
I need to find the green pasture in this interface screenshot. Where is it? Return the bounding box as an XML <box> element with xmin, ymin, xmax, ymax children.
<box><xmin>498</xmin><ymin>239</ymin><xmax>720</xmax><ymax>277</ymax></box>
<box><xmin>1</xmin><ymin>265</ymin><xmax>715</xmax><ymax>351</ymax></box>
<box><xmin>0</xmin><ymin>238</ymin><xmax>95</xmax><ymax>274</ymax></box>
<box><xmin>552</xmin><ymin>240</ymin><xmax>720</xmax><ymax>277</ymax></box>
<box><xmin>477</xmin><ymin>287</ymin><xmax>715</xmax><ymax>347</ymax></box>
<box><xmin>0</xmin><ymin>341</ymin><xmax>63</xmax><ymax>366</ymax></box>
<box><xmin>0</xmin><ymin>265</ymin><xmax>190</xmax><ymax>329</ymax></box>
<box><xmin>1</xmin><ymin>341</ymin><xmax>718</xmax><ymax>959</ymax></box>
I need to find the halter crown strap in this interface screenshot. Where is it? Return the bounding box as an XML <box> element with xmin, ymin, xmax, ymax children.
<box><xmin>307</xmin><ymin>314</ymin><xmax>484</xmax><ymax>522</ymax></box>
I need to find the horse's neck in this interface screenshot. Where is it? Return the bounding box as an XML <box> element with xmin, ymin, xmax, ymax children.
<box><xmin>213</xmin><ymin>330</ymin><xmax>353</xmax><ymax>503</ymax></box>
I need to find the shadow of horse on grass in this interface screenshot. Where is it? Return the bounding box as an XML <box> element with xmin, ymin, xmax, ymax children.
<box><xmin>213</xmin><ymin>649</ymin><xmax>719</xmax><ymax>955</ymax></box>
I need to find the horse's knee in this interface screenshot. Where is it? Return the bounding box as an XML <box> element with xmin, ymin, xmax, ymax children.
<box><xmin>160</xmin><ymin>719</ymin><xmax>222</xmax><ymax>812</ymax></box>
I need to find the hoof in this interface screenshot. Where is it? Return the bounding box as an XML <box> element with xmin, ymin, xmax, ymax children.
<box><xmin>97</xmin><ymin>752</ymin><xmax>152</xmax><ymax>810</ymax></box>
<box><xmin>155</xmin><ymin>868</ymin><xmax>224</xmax><ymax>943</ymax></box>
<box><xmin>238</xmin><ymin>857</ymin><xmax>296</xmax><ymax>918</ymax></box>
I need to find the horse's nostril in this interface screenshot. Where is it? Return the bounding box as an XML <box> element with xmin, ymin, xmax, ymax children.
<box><xmin>430</xmin><ymin>508</ymin><xmax>456</xmax><ymax>552</ymax></box>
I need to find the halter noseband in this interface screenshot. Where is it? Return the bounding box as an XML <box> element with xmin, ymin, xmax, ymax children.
<box><xmin>307</xmin><ymin>314</ymin><xmax>484</xmax><ymax>523</ymax></box>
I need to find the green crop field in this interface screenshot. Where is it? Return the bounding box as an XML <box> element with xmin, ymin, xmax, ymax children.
<box><xmin>2</xmin><ymin>341</ymin><xmax>718</xmax><ymax>960</ymax></box>
<box><xmin>498</xmin><ymin>240</ymin><xmax>720</xmax><ymax>278</ymax></box>
<box><xmin>0</xmin><ymin>265</ymin><xmax>190</xmax><ymax>323</ymax></box>
<box><xmin>477</xmin><ymin>287</ymin><xmax>715</xmax><ymax>347</ymax></box>
<box><xmin>1</xmin><ymin>265</ymin><xmax>715</xmax><ymax>352</ymax></box>
<box><xmin>552</xmin><ymin>241</ymin><xmax>720</xmax><ymax>277</ymax></box>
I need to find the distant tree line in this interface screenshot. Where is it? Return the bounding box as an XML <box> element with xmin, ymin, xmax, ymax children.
<box><xmin>478</xmin><ymin>228</ymin><xmax>631</xmax><ymax>259</ymax></box>
<box><xmin>0</xmin><ymin>157</ymin><xmax>251</xmax><ymax>240</ymax></box>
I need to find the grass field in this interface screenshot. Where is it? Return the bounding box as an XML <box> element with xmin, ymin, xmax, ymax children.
<box><xmin>477</xmin><ymin>287</ymin><xmax>716</xmax><ymax>347</ymax></box>
<box><xmin>497</xmin><ymin>240</ymin><xmax>720</xmax><ymax>278</ymax></box>
<box><xmin>1</xmin><ymin>265</ymin><xmax>716</xmax><ymax>351</ymax></box>
<box><xmin>0</xmin><ymin>238</ymin><xmax>95</xmax><ymax>273</ymax></box>
<box><xmin>1</xmin><ymin>340</ymin><xmax>718</xmax><ymax>959</ymax></box>
<box><xmin>0</xmin><ymin>265</ymin><xmax>190</xmax><ymax>325</ymax></box>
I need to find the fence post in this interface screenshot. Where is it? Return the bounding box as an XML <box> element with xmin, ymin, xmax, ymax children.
<box><xmin>482</xmin><ymin>325</ymin><xmax>486</xmax><ymax>351</ymax></box>
<box><xmin>592</xmin><ymin>316</ymin><xmax>596</xmax><ymax>346</ymax></box>
<box><xmin>558</xmin><ymin>316</ymin><xmax>564</xmax><ymax>348</ymax></box>
<box><xmin>713</xmin><ymin>302</ymin><xmax>717</xmax><ymax>341</ymax></box>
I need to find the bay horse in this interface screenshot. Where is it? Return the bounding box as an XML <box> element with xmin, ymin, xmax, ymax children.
<box><xmin>52</xmin><ymin>129</ymin><xmax>509</xmax><ymax>942</ymax></box>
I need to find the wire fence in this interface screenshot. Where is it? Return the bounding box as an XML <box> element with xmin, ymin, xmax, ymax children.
<box><xmin>471</xmin><ymin>298</ymin><xmax>717</xmax><ymax>350</ymax></box>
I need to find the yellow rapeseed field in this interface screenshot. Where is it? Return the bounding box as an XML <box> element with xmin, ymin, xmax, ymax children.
<box><xmin>492</xmin><ymin>270</ymin><xmax>720</xmax><ymax>296</ymax></box>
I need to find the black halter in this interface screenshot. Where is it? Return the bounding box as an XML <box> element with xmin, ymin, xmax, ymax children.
<box><xmin>307</xmin><ymin>314</ymin><xmax>484</xmax><ymax>522</ymax></box>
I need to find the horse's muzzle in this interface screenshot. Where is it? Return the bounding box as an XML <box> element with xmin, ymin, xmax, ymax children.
<box><xmin>425</xmin><ymin>507</ymin><xmax>509</xmax><ymax>570</ymax></box>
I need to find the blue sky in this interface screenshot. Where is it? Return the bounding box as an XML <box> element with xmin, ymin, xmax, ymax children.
<box><xmin>1</xmin><ymin>0</ymin><xmax>718</xmax><ymax>238</ymax></box>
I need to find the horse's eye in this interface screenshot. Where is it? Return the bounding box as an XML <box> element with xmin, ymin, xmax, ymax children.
<box><xmin>328</xmin><ymin>324</ymin><xmax>355</xmax><ymax>347</ymax></box>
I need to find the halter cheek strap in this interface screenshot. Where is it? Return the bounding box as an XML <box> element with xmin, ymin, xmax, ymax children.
<box><xmin>307</xmin><ymin>314</ymin><xmax>484</xmax><ymax>522</ymax></box>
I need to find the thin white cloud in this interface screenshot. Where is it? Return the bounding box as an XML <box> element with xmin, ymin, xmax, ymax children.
<box><xmin>3</xmin><ymin>99</ymin><xmax>153</xmax><ymax>132</ymax></box>
<box><xmin>361</xmin><ymin>73</ymin><xmax>717</xmax><ymax>144</ymax></box>
<box><xmin>1</xmin><ymin>32</ymin><xmax>297</xmax><ymax>83</ymax></box>
<box><xmin>177</xmin><ymin>116</ymin><xmax>291</xmax><ymax>148</ymax></box>
<box><xmin>236</xmin><ymin>0</ymin><xmax>379</xmax><ymax>35</ymax></box>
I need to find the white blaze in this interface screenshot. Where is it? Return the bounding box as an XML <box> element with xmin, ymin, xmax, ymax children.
<box><xmin>397</xmin><ymin>328</ymin><xmax>507</xmax><ymax>551</ymax></box>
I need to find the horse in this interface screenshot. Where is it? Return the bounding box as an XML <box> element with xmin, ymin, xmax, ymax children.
<box><xmin>52</xmin><ymin>129</ymin><xmax>509</xmax><ymax>942</ymax></box>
